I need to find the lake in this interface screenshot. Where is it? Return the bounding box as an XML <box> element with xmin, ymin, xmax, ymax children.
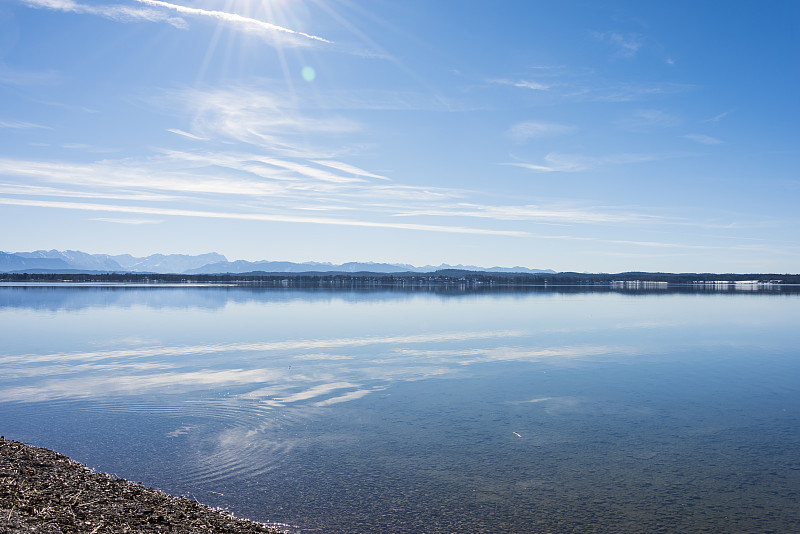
<box><xmin>1</xmin><ymin>285</ymin><xmax>799</xmax><ymax>533</ymax></box>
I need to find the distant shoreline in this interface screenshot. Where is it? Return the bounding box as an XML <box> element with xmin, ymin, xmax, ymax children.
<box><xmin>1</xmin><ymin>270</ymin><xmax>799</xmax><ymax>287</ymax></box>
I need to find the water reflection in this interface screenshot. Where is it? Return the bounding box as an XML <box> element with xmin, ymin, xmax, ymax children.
<box><xmin>2</xmin><ymin>283</ymin><xmax>798</xmax><ymax>313</ymax></box>
<box><xmin>1</xmin><ymin>287</ymin><xmax>799</xmax><ymax>533</ymax></box>
<box><xmin>0</xmin><ymin>327</ymin><xmax>627</xmax><ymax>405</ymax></box>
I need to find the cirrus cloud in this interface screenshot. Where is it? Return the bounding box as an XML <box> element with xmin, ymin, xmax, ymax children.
<box><xmin>682</xmin><ymin>133</ymin><xmax>723</xmax><ymax>145</ymax></box>
<box><xmin>19</xmin><ymin>0</ymin><xmax>186</xmax><ymax>28</ymax></box>
<box><xmin>507</xmin><ymin>121</ymin><xmax>577</xmax><ymax>143</ymax></box>
<box><xmin>135</xmin><ymin>0</ymin><xmax>332</xmax><ymax>44</ymax></box>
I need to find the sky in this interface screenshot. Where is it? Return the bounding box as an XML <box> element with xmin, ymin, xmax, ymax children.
<box><xmin>0</xmin><ymin>0</ymin><xmax>798</xmax><ymax>273</ymax></box>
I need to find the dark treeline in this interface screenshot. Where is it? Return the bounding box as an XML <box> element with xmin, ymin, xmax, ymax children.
<box><xmin>2</xmin><ymin>270</ymin><xmax>799</xmax><ymax>286</ymax></box>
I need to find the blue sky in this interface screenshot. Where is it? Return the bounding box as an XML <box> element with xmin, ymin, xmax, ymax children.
<box><xmin>1</xmin><ymin>0</ymin><xmax>798</xmax><ymax>272</ymax></box>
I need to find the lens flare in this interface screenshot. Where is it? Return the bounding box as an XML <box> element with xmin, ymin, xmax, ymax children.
<box><xmin>301</xmin><ymin>66</ymin><xmax>316</xmax><ymax>82</ymax></box>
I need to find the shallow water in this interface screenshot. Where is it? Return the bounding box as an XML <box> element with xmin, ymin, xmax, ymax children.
<box><xmin>2</xmin><ymin>286</ymin><xmax>799</xmax><ymax>532</ymax></box>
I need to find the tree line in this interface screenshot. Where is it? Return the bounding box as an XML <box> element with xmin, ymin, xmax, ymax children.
<box><xmin>2</xmin><ymin>270</ymin><xmax>799</xmax><ymax>285</ymax></box>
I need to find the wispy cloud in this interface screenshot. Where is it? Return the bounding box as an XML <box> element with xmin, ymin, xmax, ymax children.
<box><xmin>299</xmin><ymin>89</ymin><xmax>472</xmax><ymax>113</ymax></box>
<box><xmin>252</xmin><ymin>156</ymin><xmax>367</xmax><ymax>184</ymax></box>
<box><xmin>514</xmin><ymin>80</ymin><xmax>551</xmax><ymax>90</ymax></box>
<box><xmin>0</xmin><ymin>154</ymin><xmax>337</xmax><ymax>201</ymax></box>
<box><xmin>157</xmin><ymin>150</ymin><xmax>388</xmax><ymax>188</ymax></box>
<box><xmin>491</xmin><ymin>78</ymin><xmax>551</xmax><ymax>91</ymax></box>
<box><xmin>0</xmin><ymin>149</ymin><xmax>458</xmax><ymax>210</ymax></box>
<box><xmin>505</xmin><ymin>152</ymin><xmax>657</xmax><ymax>173</ymax></box>
<box><xmin>0</xmin><ymin>83</ymin><xmax>479</xmax><ymax>229</ymax></box>
<box><xmin>0</xmin><ymin>181</ymin><xmax>176</xmax><ymax>202</ymax></box>
<box><xmin>493</xmin><ymin>70</ymin><xmax>691</xmax><ymax>104</ymax></box>
<box><xmin>0</xmin><ymin>198</ymin><xmax>530</xmax><ymax>237</ymax></box>
<box><xmin>20</xmin><ymin>0</ymin><xmax>186</xmax><ymax>28</ymax></box>
<box><xmin>135</xmin><ymin>0</ymin><xmax>332</xmax><ymax>44</ymax></box>
<box><xmin>160</xmin><ymin>87</ymin><xmax>360</xmax><ymax>155</ymax></box>
<box><xmin>615</xmin><ymin>109</ymin><xmax>681</xmax><ymax>130</ymax></box>
<box><xmin>167</xmin><ymin>128</ymin><xmax>207</xmax><ymax>141</ymax></box>
<box><xmin>0</xmin><ymin>119</ymin><xmax>51</xmax><ymax>130</ymax></box>
<box><xmin>507</xmin><ymin>121</ymin><xmax>577</xmax><ymax>143</ymax></box>
<box><xmin>90</xmin><ymin>217</ymin><xmax>163</xmax><ymax>224</ymax></box>
<box><xmin>567</xmin><ymin>82</ymin><xmax>691</xmax><ymax>103</ymax></box>
<box><xmin>0</xmin><ymin>64</ymin><xmax>60</xmax><ymax>86</ymax></box>
<box><xmin>311</xmin><ymin>160</ymin><xmax>389</xmax><ymax>181</ymax></box>
<box><xmin>60</xmin><ymin>143</ymin><xmax>117</xmax><ymax>153</ymax></box>
<box><xmin>506</xmin><ymin>160</ymin><xmax>586</xmax><ymax>173</ymax></box>
<box><xmin>702</xmin><ymin>110</ymin><xmax>732</xmax><ymax>123</ymax></box>
<box><xmin>682</xmin><ymin>133</ymin><xmax>723</xmax><ymax>145</ymax></box>
<box><xmin>391</xmin><ymin>202</ymin><xmax>669</xmax><ymax>225</ymax></box>
<box><xmin>593</xmin><ymin>31</ymin><xmax>643</xmax><ymax>58</ymax></box>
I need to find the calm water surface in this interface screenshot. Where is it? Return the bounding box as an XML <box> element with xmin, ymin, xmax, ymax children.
<box><xmin>1</xmin><ymin>286</ymin><xmax>799</xmax><ymax>533</ymax></box>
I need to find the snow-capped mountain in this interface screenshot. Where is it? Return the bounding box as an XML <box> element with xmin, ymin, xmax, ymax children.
<box><xmin>1</xmin><ymin>250</ymin><xmax>554</xmax><ymax>275</ymax></box>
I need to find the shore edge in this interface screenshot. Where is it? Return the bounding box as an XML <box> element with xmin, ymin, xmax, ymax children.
<box><xmin>0</xmin><ymin>437</ymin><xmax>287</xmax><ymax>533</ymax></box>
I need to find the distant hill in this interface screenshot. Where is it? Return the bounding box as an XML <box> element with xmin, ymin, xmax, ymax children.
<box><xmin>3</xmin><ymin>250</ymin><xmax>228</xmax><ymax>274</ymax></box>
<box><xmin>110</xmin><ymin>252</ymin><xmax>227</xmax><ymax>273</ymax></box>
<box><xmin>1</xmin><ymin>250</ymin><xmax>554</xmax><ymax>275</ymax></box>
<box><xmin>16</xmin><ymin>250</ymin><xmax>127</xmax><ymax>271</ymax></box>
<box><xmin>0</xmin><ymin>252</ymin><xmax>72</xmax><ymax>272</ymax></box>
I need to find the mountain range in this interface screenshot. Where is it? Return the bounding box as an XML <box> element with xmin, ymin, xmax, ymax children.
<box><xmin>0</xmin><ymin>250</ymin><xmax>554</xmax><ymax>275</ymax></box>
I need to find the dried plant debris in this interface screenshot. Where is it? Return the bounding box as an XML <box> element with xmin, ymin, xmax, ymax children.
<box><xmin>0</xmin><ymin>437</ymin><xmax>284</xmax><ymax>533</ymax></box>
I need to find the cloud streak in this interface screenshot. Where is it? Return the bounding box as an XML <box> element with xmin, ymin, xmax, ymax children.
<box><xmin>593</xmin><ymin>32</ymin><xmax>643</xmax><ymax>58</ymax></box>
<box><xmin>19</xmin><ymin>0</ymin><xmax>332</xmax><ymax>44</ymax></box>
<box><xmin>505</xmin><ymin>152</ymin><xmax>657</xmax><ymax>173</ymax></box>
<box><xmin>90</xmin><ymin>217</ymin><xmax>163</xmax><ymax>225</ymax></box>
<box><xmin>0</xmin><ymin>151</ymin><xmax>464</xmax><ymax>227</ymax></box>
<box><xmin>167</xmin><ymin>128</ymin><xmax>207</xmax><ymax>141</ymax></box>
<box><xmin>0</xmin><ymin>146</ymin><xmax>695</xmax><ymax>239</ymax></box>
<box><xmin>0</xmin><ymin>119</ymin><xmax>51</xmax><ymax>130</ymax></box>
<box><xmin>683</xmin><ymin>133</ymin><xmax>723</xmax><ymax>145</ymax></box>
<box><xmin>702</xmin><ymin>110</ymin><xmax>732</xmax><ymax>123</ymax></box>
<box><xmin>0</xmin><ymin>197</ymin><xmax>530</xmax><ymax>237</ymax></box>
<box><xmin>391</xmin><ymin>202</ymin><xmax>668</xmax><ymax>225</ymax></box>
<box><xmin>492</xmin><ymin>71</ymin><xmax>692</xmax><ymax>104</ymax></box>
<box><xmin>20</xmin><ymin>0</ymin><xmax>186</xmax><ymax>28</ymax></box>
<box><xmin>616</xmin><ymin>109</ymin><xmax>681</xmax><ymax>130</ymax></box>
<box><xmin>491</xmin><ymin>79</ymin><xmax>551</xmax><ymax>91</ymax></box>
<box><xmin>507</xmin><ymin>121</ymin><xmax>577</xmax><ymax>143</ymax></box>
<box><xmin>135</xmin><ymin>0</ymin><xmax>332</xmax><ymax>44</ymax></box>
<box><xmin>311</xmin><ymin>160</ymin><xmax>390</xmax><ymax>181</ymax></box>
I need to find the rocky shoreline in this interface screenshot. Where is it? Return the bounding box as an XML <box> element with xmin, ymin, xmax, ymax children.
<box><xmin>0</xmin><ymin>437</ymin><xmax>285</xmax><ymax>533</ymax></box>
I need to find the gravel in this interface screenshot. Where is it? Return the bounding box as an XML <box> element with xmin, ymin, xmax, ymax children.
<box><xmin>0</xmin><ymin>437</ymin><xmax>286</xmax><ymax>534</ymax></box>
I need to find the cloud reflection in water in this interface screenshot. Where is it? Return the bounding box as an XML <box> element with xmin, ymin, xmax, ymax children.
<box><xmin>0</xmin><ymin>328</ymin><xmax>634</xmax><ymax>406</ymax></box>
